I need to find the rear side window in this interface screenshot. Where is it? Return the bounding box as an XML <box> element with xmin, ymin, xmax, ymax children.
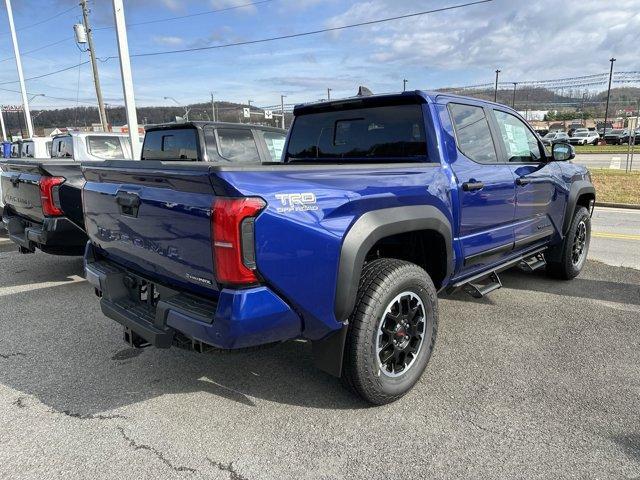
<box><xmin>142</xmin><ymin>128</ymin><xmax>198</xmax><ymax>160</ymax></box>
<box><xmin>263</xmin><ymin>131</ymin><xmax>286</xmax><ymax>162</ymax></box>
<box><xmin>87</xmin><ymin>136</ymin><xmax>125</xmax><ymax>159</ymax></box>
<box><xmin>286</xmin><ymin>104</ymin><xmax>427</xmax><ymax>162</ymax></box>
<box><xmin>216</xmin><ymin>128</ymin><xmax>260</xmax><ymax>163</ymax></box>
<box><xmin>52</xmin><ymin>137</ymin><xmax>73</xmax><ymax>158</ymax></box>
<box><xmin>448</xmin><ymin>103</ymin><xmax>497</xmax><ymax>164</ymax></box>
<box><xmin>22</xmin><ymin>142</ymin><xmax>34</xmax><ymax>157</ymax></box>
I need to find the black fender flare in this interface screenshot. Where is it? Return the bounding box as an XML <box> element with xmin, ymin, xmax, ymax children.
<box><xmin>334</xmin><ymin>205</ymin><xmax>453</xmax><ymax>322</ymax></box>
<box><xmin>562</xmin><ymin>181</ymin><xmax>595</xmax><ymax>236</ymax></box>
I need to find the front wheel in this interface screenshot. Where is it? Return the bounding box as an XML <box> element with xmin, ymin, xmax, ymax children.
<box><xmin>546</xmin><ymin>206</ymin><xmax>591</xmax><ymax>279</ymax></box>
<box><xmin>341</xmin><ymin>258</ymin><xmax>438</xmax><ymax>405</ymax></box>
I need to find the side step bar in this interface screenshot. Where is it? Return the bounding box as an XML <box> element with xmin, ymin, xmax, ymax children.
<box><xmin>518</xmin><ymin>252</ymin><xmax>546</xmax><ymax>272</ymax></box>
<box><xmin>462</xmin><ymin>271</ymin><xmax>502</xmax><ymax>298</ymax></box>
<box><xmin>450</xmin><ymin>247</ymin><xmax>546</xmax><ymax>299</ymax></box>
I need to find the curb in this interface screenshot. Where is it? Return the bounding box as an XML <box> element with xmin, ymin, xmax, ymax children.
<box><xmin>595</xmin><ymin>202</ymin><xmax>640</xmax><ymax>210</ymax></box>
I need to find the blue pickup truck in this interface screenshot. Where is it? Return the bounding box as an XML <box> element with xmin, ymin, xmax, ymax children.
<box><xmin>82</xmin><ymin>91</ymin><xmax>595</xmax><ymax>404</ymax></box>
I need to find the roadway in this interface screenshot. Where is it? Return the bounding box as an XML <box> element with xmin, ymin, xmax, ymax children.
<box><xmin>0</xmin><ymin>207</ymin><xmax>638</xmax><ymax>479</ymax></box>
<box><xmin>574</xmin><ymin>152</ymin><xmax>639</xmax><ymax>171</ymax></box>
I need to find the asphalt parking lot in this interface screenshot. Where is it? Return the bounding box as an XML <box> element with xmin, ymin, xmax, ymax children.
<box><xmin>0</xmin><ymin>217</ymin><xmax>639</xmax><ymax>479</ymax></box>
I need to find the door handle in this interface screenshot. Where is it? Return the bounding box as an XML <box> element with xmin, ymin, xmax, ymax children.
<box><xmin>516</xmin><ymin>177</ymin><xmax>532</xmax><ymax>186</ymax></box>
<box><xmin>462</xmin><ymin>181</ymin><xmax>484</xmax><ymax>191</ymax></box>
<box><xmin>116</xmin><ymin>191</ymin><xmax>140</xmax><ymax>208</ymax></box>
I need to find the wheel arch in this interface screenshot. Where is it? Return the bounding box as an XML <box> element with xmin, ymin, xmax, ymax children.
<box><xmin>334</xmin><ymin>205</ymin><xmax>453</xmax><ymax>322</ymax></box>
<box><xmin>562</xmin><ymin>181</ymin><xmax>595</xmax><ymax>236</ymax></box>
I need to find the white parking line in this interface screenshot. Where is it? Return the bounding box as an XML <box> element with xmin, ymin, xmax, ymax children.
<box><xmin>609</xmin><ymin>156</ymin><xmax>621</xmax><ymax>169</ymax></box>
<box><xmin>0</xmin><ymin>275</ymin><xmax>86</xmax><ymax>297</ymax></box>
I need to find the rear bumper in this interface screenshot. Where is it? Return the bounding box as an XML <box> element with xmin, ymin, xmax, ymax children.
<box><xmin>2</xmin><ymin>212</ymin><xmax>87</xmax><ymax>252</ymax></box>
<box><xmin>84</xmin><ymin>243</ymin><xmax>302</xmax><ymax>350</ymax></box>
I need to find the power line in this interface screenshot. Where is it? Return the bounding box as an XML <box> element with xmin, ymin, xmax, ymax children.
<box><xmin>0</xmin><ymin>5</ymin><xmax>77</xmax><ymax>35</ymax></box>
<box><xmin>0</xmin><ymin>36</ymin><xmax>74</xmax><ymax>63</ymax></box>
<box><xmin>101</xmin><ymin>0</ymin><xmax>493</xmax><ymax>59</ymax></box>
<box><xmin>94</xmin><ymin>0</ymin><xmax>275</xmax><ymax>30</ymax></box>
<box><xmin>0</xmin><ymin>60</ymin><xmax>90</xmax><ymax>85</ymax></box>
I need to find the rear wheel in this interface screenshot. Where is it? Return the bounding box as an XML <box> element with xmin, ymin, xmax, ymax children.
<box><xmin>342</xmin><ymin>258</ymin><xmax>438</xmax><ymax>405</ymax></box>
<box><xmin>546</xmin><ymin>206</ymin><xmax>591</xmax><ymax>280</ymax></box>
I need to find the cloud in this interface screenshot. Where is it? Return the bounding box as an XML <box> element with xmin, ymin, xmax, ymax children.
<box><xmin>209</xmin><ymin>0</ymin><xmax>259</xmax><ymax>15</ymax></box>
<box><xmin>322</xmin><ymin>0</ymin><xmax>640</xmax><ymax>85</ymax></box>
<box><xmin>152</xmin><ymin>36</ymin><xmax>185</xmax><ymax>47</ymax></box>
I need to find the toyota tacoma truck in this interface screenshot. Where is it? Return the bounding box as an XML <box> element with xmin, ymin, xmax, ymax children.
<box><xmin>82</xmin><ymin>91</ymin><xmax>595</xmax><ymax>404</ymax></box>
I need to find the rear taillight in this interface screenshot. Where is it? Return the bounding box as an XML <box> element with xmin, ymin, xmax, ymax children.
<box><xmin>39</xmin><ymin>176</ymin><xmax>65</xmax><ymax>217</ymax></box>
<box><xmin>212</xmin><ymin>197</ymin><xmax>266</xmax><ymax>286</ymax></box>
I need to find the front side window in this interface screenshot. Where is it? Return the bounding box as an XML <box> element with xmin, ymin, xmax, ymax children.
<box><xmin>493</xmin><ymin>110</ymin><xmax>543</xmax><ymax>163</ymax></box>
<box><xmin>263</xmin><ymin>131</ymin><xmax>286</xmax><ymax>162</ymax></box>
<box><xmin>216</xmin><ymin>128</ymin><xmax>260</xmax><ymax>163</ymax></box>
<box><xmin>448</xmin><ymin>103</ymin><xmax>497</xmax><ymax>164</ymax></box>
<box><xmin>286</xmin><ymin>104</ymin><xmax>427</xmax><ymax>162</ymax></box>
<box><xmin>87</xmin><ymin>136</ymin><xmax>125</xmax><ymax>159</ymax></box>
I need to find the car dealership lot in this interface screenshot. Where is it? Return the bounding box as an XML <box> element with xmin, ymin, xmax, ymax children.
<box><xmin>0</xmin><ymin>216</ymin><xmax>639</xmax><ymax>479</ymax></box>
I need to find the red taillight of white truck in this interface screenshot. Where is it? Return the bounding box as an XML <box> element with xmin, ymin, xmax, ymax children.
<box><xmin>212</xmin><ymin>197</ymin><xmax>266</xmax><ymax>285</ymax></box>
<box><xmin>39</xmin><ymin>176</ymin><xmax>65</xmax><ymax>217</ymax></box>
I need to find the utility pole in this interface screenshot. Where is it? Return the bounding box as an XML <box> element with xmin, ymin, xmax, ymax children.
<box><xmin>112</xmin><ymin>0</ymin><xmax>140</xmax><ymax>159</ymax></box>
<box><xmin>280</xmin><ymin>94</ymin><xmax>286</xmax><ymax>129</ymax></box>
<box><xmin>403</xmin><ymin>79</ymin><xmax>408</xmax><ymax>92</ymax></box>
<box><xmin>581</xmin><ymin>91</ymin><xmax>587</xmax><ymax>123</ymax></box>
<box><xmin>210</xmin><ymin>92</ymin><xmax>216</xmax><ymax>122</ymax></box>
<box><xmin>5</xmin><ymin>0</ymin><xmax>33</xmax><ymax>138</ymax></box>
<box><xmin>327</xmin><ymin>88</ymin><xmax>332</xmax><ymax>101</ymax></box>
<box><xmin>493</xmin><ymin>69</ymin><xmax>501</xmax><ymax>103</ymax></box>
<box><xmin>80</xmin><ymin>0</ymin><xmax>108</xmax><ymax>132</ymax></box>
<box><xmin>603</xmin><ymin>57</ymin><xmax>616</xmax><ymax>139</ymax></box>
<box><xmin>0</xmin><ymin>108</ymin><xmax>6</xmax><ymax>142</ymax></box>
<box><xmin>512</xmin><ymin>82</ymin><xmax>517</xmax><ymax>108</ymax></box>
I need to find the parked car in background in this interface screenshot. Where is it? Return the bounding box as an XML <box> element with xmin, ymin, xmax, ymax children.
<box><xmin>21</xmin><ymin>137</ymin><xmax>52</xmax><ymax>158</ymax></box>
<box><xmin>569</xmin><ymin>131</ymin><xmax>599</xmax><ymax>145</ymax></box>
<box><xmin>51</xmin><ymin>132</ymin><xmax>138</xmax><ymax>160</ymax></box>
<box><xmin>1</xmin><ymin>132</ymin><xmax>142</xmax><ymax>255</ymax></box>
<box><xmin>541</xmin><ymin>131</ymin><xmax>570</xmax><ymax>146</ymax></box>
<box><xmin>81</xmin><ymin>91</ymin><xmax>595</xmax><ymax>404</ymax></box>
<box><xmin>603</xmin><ymin>129</ymin><xmax>629</xmax><ymax>145</ymax></box>
<box><xmin>141</xmin><ymin>122</ymin><xmax>287</xmax><ymax>163</ymax></box>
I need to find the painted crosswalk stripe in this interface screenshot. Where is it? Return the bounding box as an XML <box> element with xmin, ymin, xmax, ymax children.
<box><xmin>593</xmin><ymin>231</ymin><xmax>640</xmax><ymax>241</ymax></box>
<box><xmin>609</xmin><ymin>156</ymin><xmax>621</xmax><ymax>169</ymax></box>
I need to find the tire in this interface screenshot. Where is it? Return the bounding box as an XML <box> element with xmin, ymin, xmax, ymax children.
<box><xmin>546</xmin><ymin>206</ymin><xmax>591</xmax><ymax>280</ymax></box>
<box><xmin>341</xmin><ymin>258</ymin><xmax>438</xmax><ymax>405</ymax></box>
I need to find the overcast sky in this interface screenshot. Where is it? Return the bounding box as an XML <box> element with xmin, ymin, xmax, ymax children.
<box><xmin>0</xmin><ymin>0</ymin><xmax>637</xmax><ymax>109</ymax></box>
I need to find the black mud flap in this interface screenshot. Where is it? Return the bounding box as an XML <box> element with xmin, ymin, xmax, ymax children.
<box><xmin>312</xmin><ymin>324</ymin><xmax>348</xmax><ymax>377</ymax></box>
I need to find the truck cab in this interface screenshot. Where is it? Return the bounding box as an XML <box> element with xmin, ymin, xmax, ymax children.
<box><xmin>51</xmin><ymin>132</ymin><xmax>138</xmax><ymax>161</ymax></box>
<box><xmin>141</xmin><ymin>122</ymin><xmax>287</xmax><ymax>163</ymax></box>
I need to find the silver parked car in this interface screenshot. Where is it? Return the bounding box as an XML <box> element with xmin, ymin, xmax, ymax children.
<box><xmin>541</xmin><ymin>131</ymin><xmax>570</xmax><ymax>147</ymax></box>
<box><xmin>569</xmin><ymin>131</ymin><xmax>599</xmax><ymax>146</ymax></box>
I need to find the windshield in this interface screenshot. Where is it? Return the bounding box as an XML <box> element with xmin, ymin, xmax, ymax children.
<box><xmin>543</xmin><ymin>133</ymin><xmax>556</xmax><ymax>139</ymax></box>
<box><xmin>286</xmin><ymin>104</ymin><xmax>427</xmax><ymax>162</ymax></box>
<box><xmin>574</xmin><ymin>132</ymin><xmax>587</xmax><ymax>137</ymax></box>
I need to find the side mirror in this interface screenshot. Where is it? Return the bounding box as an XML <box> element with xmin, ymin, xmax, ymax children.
<box><xmin>552</xmin><ymin>142</ymin><xmax>575</xmax><ymax>161</ymax></box>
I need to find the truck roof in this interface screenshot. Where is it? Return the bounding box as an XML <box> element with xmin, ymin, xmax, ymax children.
<box><xmin>293</xmin><ymin>90</ymin><xmax>511</xmax><ymax>115</ymax></box>
<box><xmin>144</xmin><ymin>121</ymin><xmax>286</xmax><ymax>134</ymax></box>
<box><xmin>52</xmin><ymin>131</ymin><xmax>131</xmax><ymax>139</ymax></box>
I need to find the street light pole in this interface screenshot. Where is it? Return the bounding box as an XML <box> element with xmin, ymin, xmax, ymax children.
<box><xmin>5</xmin><ymin>0</ymin><xmax>33</xmax><ymax>138</ymax></box>
<box><xmin>327</xmin><ymin>88</ymin><xmax>332</xmax><ymax>101</ymax></box>
<box><xmin>403</xmin><ymin>79</ymin><xmax>408</xmax><ymax>92</ymax></box>
<box><xmin>512</xmin><ymin>82</ymin><xmax>517</xmax><ymax>108</ymax></box>
<box><xmin>280</xmin><ymin>94</ymin><xmax>286</xmax><ymax>129</ymax></box>
<box><xmin>210</xmin><ymin>92</ymin><xmax>216</xmax><ymax>122</ymax></box>
<box><xmin>494</xmin><ymin>69</ymin><xmax>501</xmax><ymax>103</ymax></box>
<box><xmin>112</xmin><ymin>0</ymin><xmax>140</xmax><ymax>159</ymax></box>
<box><xmin>80</xmin><ymin>0</ymin><xmax>108</xmax><ymax>132</ymax></box>
<box><xmin>603</xmin><ymin>57</ymin><xmax>616</xmax><ymax>139</ymax></box>
<box><xmin>0</xmin><ymin>108</ymin><xmax>6</xmax><ymax>142</ymax></box>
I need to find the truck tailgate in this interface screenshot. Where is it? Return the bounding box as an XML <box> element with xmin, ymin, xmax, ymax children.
<box><xmin>82</xmin><ymin>161</ymin><xmax>219</xmax><ymax>296</ymax></box>
<box><xmin>1</xmin><ymin>161</ymin><xmax>44</xmax><ymax>223</ymax></box>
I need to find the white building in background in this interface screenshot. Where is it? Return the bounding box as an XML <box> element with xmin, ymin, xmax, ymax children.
<box><xmin>517</xmin><ymin>110</ymin><xmax>549</xmax><ymax>121</ymax></box>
